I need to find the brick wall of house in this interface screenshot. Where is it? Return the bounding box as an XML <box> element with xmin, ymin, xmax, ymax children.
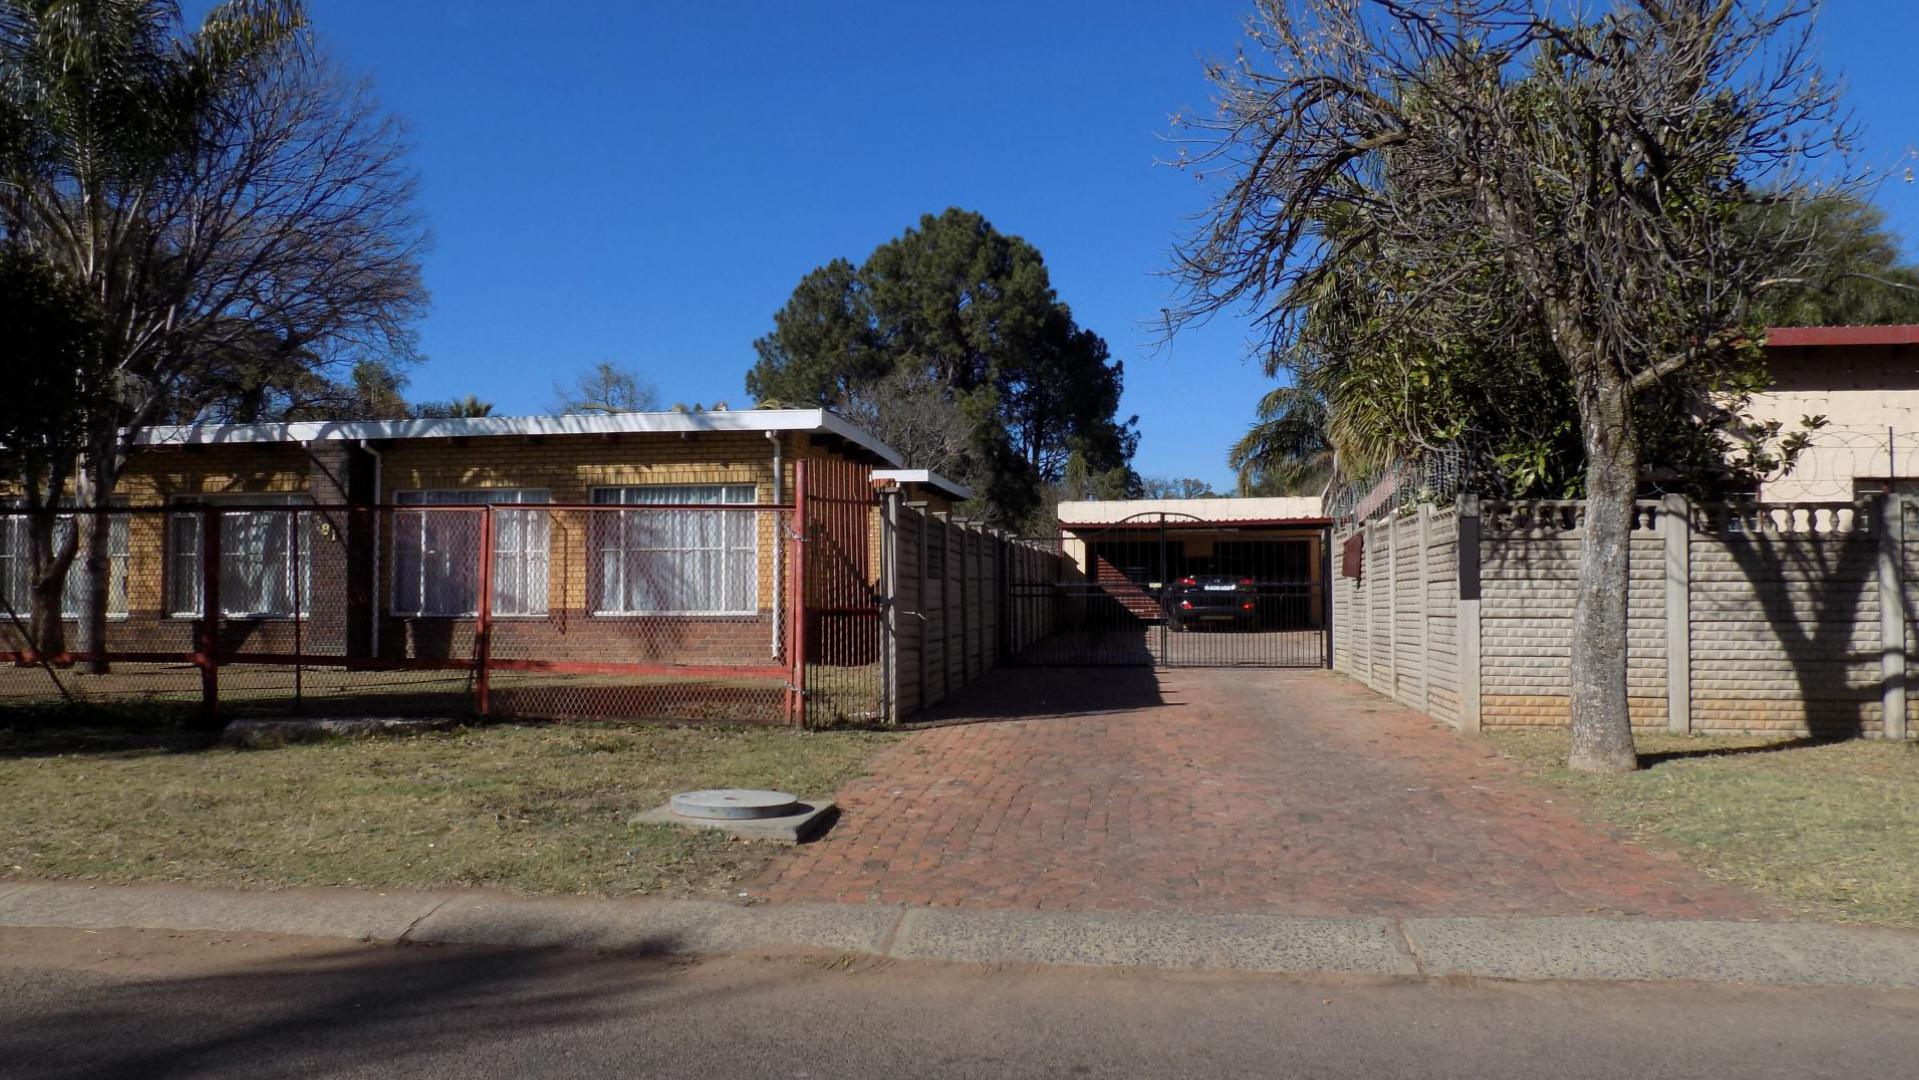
<box><xmin>0</xmin><ymin>445</ymin><xmax>317</xmax><ymax>655</ymax></box>
<box><xmin>3</xmin><ymin>433</ymin><xmax>827</xmax><ymax>666</ymax></box>
<box><xmin>1333</xmin><ymin>497</ymin><xmax>1910</xmax><ymax>739</ymax></box>
<box><xmin>4</xmin><ymin>430</ymin><xmax>1058</xmax><ymax>726</ymax></box>
<box><xmin>1751</xmin><ymin>343</ymin><xmax>1919</xmax><ymax>502</ymax></box>
<box><xmin>380</xmin><ymin>430</ymin><xmax>799</xmax><ymax>616</ymax></box>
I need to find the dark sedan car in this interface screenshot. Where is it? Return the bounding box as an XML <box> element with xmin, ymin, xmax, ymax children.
<box><xmin>1168</xmin><ymin>567</ymin><xmax>1258</xmax><ymax>630</ymax></box>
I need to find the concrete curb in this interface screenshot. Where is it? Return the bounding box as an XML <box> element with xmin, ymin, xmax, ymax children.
<box><xmin>0</xmin><ymin>881</ymin><xmax>455</xmax><ymax>942</ymax></box>
<box><xmin>886</xmin><ymin>907</ymin><xmax>1417</xmax><ymax>976</ymax></box>
<box><xmin>4</xmin><ymin>880</ymin><xmax>1917</xmax><ymax>990</ymax></box>
<box><xmin>1403</xmin><ymin>916</ymin><xmax>1919</xmax><ymax>989</ymax></box>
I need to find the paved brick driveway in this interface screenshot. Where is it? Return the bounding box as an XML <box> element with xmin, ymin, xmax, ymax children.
<box><xmin>751</xmin><ymin>667</ymin><xmax>1770</xmax><ymax>918</ymax></box>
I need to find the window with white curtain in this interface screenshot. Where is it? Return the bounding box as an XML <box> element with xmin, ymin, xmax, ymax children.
<box><xmin>392</xmin><ymin>489</ymin><xmax>550</xmax><ymax>616</ymax></box>
<box><xmin>0</xmin><ymin>506</ymin><xmax>130</xmax><ymax>619</ymax></box>
<box><xmin>590</xmin><ymin>485</ymin><xmax>758</xmax><ymax>615</ymax></box>
<box><xmin>168</xmin><ymin>495</ymin><xmax>312</xmax><ymax>617</ymax></box>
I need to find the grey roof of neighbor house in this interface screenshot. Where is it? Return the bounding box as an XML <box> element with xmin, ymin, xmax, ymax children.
<box><xmin>133</xmin><ymin>408</ymin><xmax>904</xmax><ymax>467</ymax></box>
<box><xmin>1056</xmin><ymin>496</ymin><xmax>1326</xmax><ymax>528</ymax></box>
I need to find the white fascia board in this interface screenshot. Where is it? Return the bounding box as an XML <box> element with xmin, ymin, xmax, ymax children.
<box><xmin>133</xmin><ymin>408</ymin><xmax>904</xmax><ymax>467</ymax></box>
<box><xmin>872</xmin><ymin>468</ymin><xmax>973</xmax><ymax>502</ymax></box>
<box><xmin>813</xmin><ymin>411</ymin><xmax>905</xmax><ymax>466</ymax></box>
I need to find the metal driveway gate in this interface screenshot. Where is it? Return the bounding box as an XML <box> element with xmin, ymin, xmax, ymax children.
<box><xmin>1004</xmin><ymin>514</ymin><xmax>1330</xmax><ymax>669</ymax></box>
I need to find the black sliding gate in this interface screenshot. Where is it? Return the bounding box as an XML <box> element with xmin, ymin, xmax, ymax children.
<box><xmin>1005</xmin><ymin>514</ymin><xmax>1331</xmax><ymax>669</ymax></box>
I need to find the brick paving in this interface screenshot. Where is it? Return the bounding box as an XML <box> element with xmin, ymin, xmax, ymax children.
<box><xmin>752</xmin><ymin>667</ymin><xmax>1772</xmax><ymax>918</ymax></box>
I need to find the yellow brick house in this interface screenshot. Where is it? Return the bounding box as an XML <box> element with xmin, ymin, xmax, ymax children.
<box><xmin>0</xmin><ymin>409</ymin><xmax>981</xmax><ymax>724</ymax></box>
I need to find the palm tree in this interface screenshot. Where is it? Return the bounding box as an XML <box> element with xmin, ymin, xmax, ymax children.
<box><xmin>1229</xmin><ymin>386</ymin><xmax>1334</xmax><ymax>497</ymax></box>
<box><xmin>415</xmin><ymin>394</ymin><xmax>495</xmax><ymax>419</ymax></box>
<box><xmin>0</xmin><ymin>1</ymin><xmax>422</xmax><ymax>671</ymax></box>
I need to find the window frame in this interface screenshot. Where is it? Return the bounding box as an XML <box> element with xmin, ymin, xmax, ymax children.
<box><xmin>167</xmin><ymin>494</ymin><xmax>313</xmax><ymax>619</ymax></box>
<box><xmin>390</xmin><ymin>488</ymin><xmax>552</xmax><ymax>618</ymax></box>
<box><xmin>588</xmin><ymin>484</ymin><xmax>760</xmax><ymax>617</ymax></box>
<box><xmin>0</xmin><ymin>502</ymin><xmax>131</xmax><ymax>621</ymax></box>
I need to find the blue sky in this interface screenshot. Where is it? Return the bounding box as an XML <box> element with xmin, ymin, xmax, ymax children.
<box><xmin>275</xmin><ymin>1</ymin><xmax>1917</xmax><ymax>489</ymax></box>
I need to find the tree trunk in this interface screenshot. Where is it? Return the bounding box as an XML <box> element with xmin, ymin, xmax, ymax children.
<box><xmin>1568</xmin><ymin>371</ymin><xmax>1640</xmax><ymax>773</ymax></box>
<box><xmin>23</xmin><ymin>514</ymin><xmax>74</xmax><ymax>660</ymax></box>
<box><xmin>74</xmin><ymin>445</ymin><xmax>119</xmax><ymax>676</ymax></box>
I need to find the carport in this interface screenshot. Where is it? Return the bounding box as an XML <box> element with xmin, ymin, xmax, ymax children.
<box><xmin>1007</xmin><ymin>496</ymin><xmax>1331</xmax><ymax>668</ymax></box>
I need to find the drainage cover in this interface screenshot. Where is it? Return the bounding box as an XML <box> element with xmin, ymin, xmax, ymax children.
<box><xmin>669</xmin><ymin>789</ymin><xmax>802</xmax><ymax>820</ymax></box>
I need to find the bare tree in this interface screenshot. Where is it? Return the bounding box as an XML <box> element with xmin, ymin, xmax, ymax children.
<box><xmin>837</xmin><ymin>365</ymin><xmax>971</xmax><ymax>479</ymax></box>
<box><xmin>1140</xmin><ymin>476</ymin><xmax>1218</xmax><ymax>499</ymax></box>
<box><xmin>1170</xmin><ymin>0</ymin><xmax>1853</xmax><ymax>771</ymax></box>
<box><xmin>0</xmin><ymin>2</ymin><xmax>427</xmax><ymax>670</ymax></box>
<box><xmin>547</xmin><ymin>361</ymin><xmax>662</xmax><ymax>415</ymax></box>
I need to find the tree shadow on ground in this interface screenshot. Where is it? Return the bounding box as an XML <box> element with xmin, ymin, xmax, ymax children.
<box><xmin>902</xmin><ymin>664</ymin><xmax>1174</xmax><ymax>728</ymax></box>
<box><xmin>1008</xmin><ymin>626</ymin><xmax>1160</xmax><ymax>667</ymax></box>
<box><xmin>0</xmin><ymin>710</ymin><xmax>218</xmax><ymax>760</ymax></box>
<box><xmin>0</xmin><ymin>934</ymin><xmax>739</xmax><ymax>1080</ymax></box>
<box><xmin>1637</xmin><ymin>735</ymin><xmax>1839</xmax><ymax>767</ymax></box>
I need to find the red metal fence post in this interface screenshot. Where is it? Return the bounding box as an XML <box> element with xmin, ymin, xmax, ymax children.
<box><xmin>788</xmin><ymin>462</ymin><xmax>809</xmax><ymax>727</ymax></box>
<box><xmin>476</xmin><ymin>506</ymin><xmax>495</xmax><ymax>718</ymax></box>
<box><xmin>291</xmin><ymin>508</ymin><xmax>304</xmax><ymax>713</ymax></box>
<box><xmin>199</xmin><ymin>507</ymin><xmax>221</xmax><ymax>727</ymax></box>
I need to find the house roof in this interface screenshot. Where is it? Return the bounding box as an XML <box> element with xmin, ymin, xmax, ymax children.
<box><xmin>872</xmin><ymin>469</ymin><xmax>973</xmax><ymax>502</ymax></box>
<box><xmin>1766</xmin><ymin>326</ymin><xmax>1919</xmax><ymax>348</ymax></box>
<box><xmin>133</xmin><ymin>408</ymin><xmax>904</xmax><ymax>466</ymax></box>
<box><xmin>1056</xmin><ymin>496</ymin><xmax>1326</xmax><ymax>529</ymax></box>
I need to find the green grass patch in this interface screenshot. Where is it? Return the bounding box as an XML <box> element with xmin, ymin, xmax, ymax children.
<box><xmin>1490</xmin><ymin>730</ymin><xmax>1919</xmax><ymax>925</ymax></box>
<box><xmin>0</xmin><ymin>719</ymin><xmax>892</xmax><ymax>896</ymax></box>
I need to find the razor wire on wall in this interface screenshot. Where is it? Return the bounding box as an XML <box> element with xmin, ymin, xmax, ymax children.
<box><xmin>1325</xmin><ymin>429</ymin><xmax>1919</xmax><ymax>527</ymax></box>
<box><xmin>1751</xmin><ymin>428</ymin><xmax>1919</xmax><ymax>503</ymax></box>
<box><xmin>1324</xmin><ymin>445</ymin><xmax>1471</xmax><ymax>527</ymax></box>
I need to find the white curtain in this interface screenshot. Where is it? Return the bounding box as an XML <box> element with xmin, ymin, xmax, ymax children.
<box><xmin>591</xmin><ymin>485</ymin><xmax>757</xmax><ymax>614</ymax></box>
<box><xmin>393</xmin><ymin>490</ymin><xmax>549</xmax><ymax>616</ymax></box>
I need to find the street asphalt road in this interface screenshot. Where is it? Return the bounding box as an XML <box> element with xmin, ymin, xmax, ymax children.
<box><xmin>1</xmin><ymin>927</ymin><xmax>1915</xmax><ymax>1079</ymax></box>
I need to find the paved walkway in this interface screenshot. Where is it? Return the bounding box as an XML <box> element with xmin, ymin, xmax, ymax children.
<box><xmin>753</xmin><ymin>668</ymin><xmax>1771</xmax><ymax>918</ymax></box>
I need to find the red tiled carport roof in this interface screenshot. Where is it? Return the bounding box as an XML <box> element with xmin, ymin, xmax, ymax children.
<box><xmin>1766</xmin><ymin>325</ymin><xmax>1919</xmax><ymax>348</ymax></box>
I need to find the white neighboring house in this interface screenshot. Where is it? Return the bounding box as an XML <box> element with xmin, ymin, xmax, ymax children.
<box><xmin>1752</xmin><ymin>326</ymin><xmax>1919</xmax><ymax>502</ymax></box>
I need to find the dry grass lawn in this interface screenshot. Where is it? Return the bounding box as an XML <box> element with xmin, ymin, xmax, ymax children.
<box><xmin>1491</xmin><ymin>730</ymin><xmax>1919</xmax><ymax>925</ymax></box>
<box><xmin>0</xmin><ymin>718</ymin><xmax>892</xmax><ymax>897</ymax></box>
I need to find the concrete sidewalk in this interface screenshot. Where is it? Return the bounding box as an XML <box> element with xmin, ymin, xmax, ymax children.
<box><xmin>3</xmin><ymin>879</ymin><xmax>1916</xmax><ymax>989</ymax></box>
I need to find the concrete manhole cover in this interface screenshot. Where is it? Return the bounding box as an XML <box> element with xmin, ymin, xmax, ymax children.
<box><xmin>669</xmin><ymin>789</ymin><xmax>801</xmax><ymax>820</ymax></box>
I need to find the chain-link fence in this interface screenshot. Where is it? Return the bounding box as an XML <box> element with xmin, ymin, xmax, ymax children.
<box><xmin>0</xmin><ymin>462</ymin><xmax>883</xmax><ymax>727</ymax></box>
